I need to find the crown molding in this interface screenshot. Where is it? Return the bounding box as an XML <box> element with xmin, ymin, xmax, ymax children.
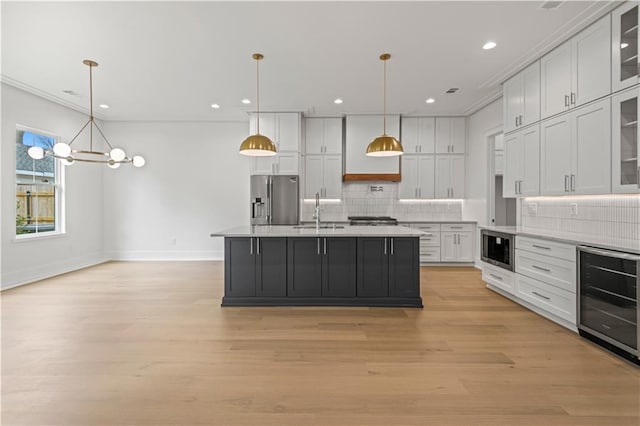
<box><xmin>463</xmin><ymin>89</ymin><xmax>503</xmax><ymax>117</ymax></box>
<box><xmin>480</xmin><ymin>0</ymin><xmax>620</xmax><ymax>89</ymax></box>
<box><xmin>1</xmin><ymin>74</ymin><xmax>108</xmax><ymax>121</ymax></box>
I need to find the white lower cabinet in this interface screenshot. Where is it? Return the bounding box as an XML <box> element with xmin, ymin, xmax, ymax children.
<box><xmin>440</xmin><ymin>224</ymin><xmax>474</xmax><ymax>262</ymax></box>
<box><xmin>482</xmin><ymin>262</ymin><xmax>516</xmax><ymax>295</ymax></box>
<box><xmin>409</xmin><ymin>223</ymin><xmax>441</xmax><ymax>262</ymax></box>
<box><xmin>516</xmin><ymin>274</ymin><xmax>576</xmax><ymax>324</ymax></box>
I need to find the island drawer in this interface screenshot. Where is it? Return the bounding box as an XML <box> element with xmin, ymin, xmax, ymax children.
<box><xmin>516</xmin><ymin>236</ymin><xmax>576</xmax><ymax>262</ymax></box>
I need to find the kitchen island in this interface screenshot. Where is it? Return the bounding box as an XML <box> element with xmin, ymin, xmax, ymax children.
<box><xmin>211</xmin><ymin>225</ymin><xmax>425</xmax><ymax>307</ymax></box>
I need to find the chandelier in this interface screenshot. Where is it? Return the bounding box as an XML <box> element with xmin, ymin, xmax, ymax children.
<box><xmin>27</xmin><ymin>59</ymin><xmax>145</xmax><ymax>168</ymax></box>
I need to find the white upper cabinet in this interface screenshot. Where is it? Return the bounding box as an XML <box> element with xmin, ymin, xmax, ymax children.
<box><xmin>250</xmin><ymin>113</ymin><xmax>301</xmax><ymax>175</ymax></box>
<box><xmin>304</xmin><ymin>154</ymin><xmax>342</xmax><ymax>199</ymax></box>
<box><xmin>612</xmin><ymin>2</ymin><xmax>639</xmax><ymax>92</ymax></box>
<box><xmin>344</xmin><ymin>115</ymin><xmax>400</xmax><ymax>176</ymax></box>
<box><xmin>541</xmin><ymin>15</ymin><xmax>611</xmax><ymax>119</ymax></box>
<box><xmin>399</xmin><ymin>155</ymin><xmax>435</xmax><ymax>199</ymax></box>
<box><xmin>304</xmin><ymin>117</ymin><xmax>342</xmax><ymax>155</ymax></box>
<box><xmin>250</xmin><ymin>112</ymin><xmax>301</xmax><ymax>152</ymax></box>
<box><xmin>504</xmin><ymin>125</ymin><xmax>540</xmax><ymax>198</ymax></box>
<box><xmin>435</xmin><ymin>155</ymin><xmax>465</xmax><ymax>199</ymax></box>
<box><xmin>540</xmin><ymin>98</ymin><xmax>611</xmax><ymax>195</ymax></box>
<box><xmin>435</xmin><ymin>117</ymin><xmax>465</xmax><ymax>154</ymax></box>
<box><xmin>401</xmin><ymin>117</ymin><xmax>435</xmax><ymax>154</ymax></box>
<box><xmin>612</xmin><ymin>87</ymin><xmax>640</xmax><ymax>193</ymax></box>
<box><xmin>503</xmin><ymin>61</ymin><xmax>540</xmax><ymax>134</ymax></box>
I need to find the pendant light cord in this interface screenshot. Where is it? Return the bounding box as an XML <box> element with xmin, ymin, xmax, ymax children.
<box><xmin>256</xmin><ymin>56</ymin><xmax>260</xmax><ymax>135</ymax></box>
<box><xmin>383</xmin><ymin>57</ymin><xmax>387</xmax><ymax>136</ymax></box>
<box><xmin>89</xmin><ymin>62</ymin><xmax>93</xmax><ymax>152</ymax></box>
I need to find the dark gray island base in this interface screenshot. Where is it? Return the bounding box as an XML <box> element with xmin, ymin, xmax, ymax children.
<box><xmin>213</xmin><ymin>226</ymin><xmax>424</xmax><ymax>308</ymax></box>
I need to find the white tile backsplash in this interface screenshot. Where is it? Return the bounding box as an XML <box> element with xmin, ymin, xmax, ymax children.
<box><xmin>521</xmin><ymin>195</ymin><xmax>640</xmax><ymax>242</ymax></box>
<box><xmin>301</xmin><ymin>182</ymin><xmax>462</xmax><ymax>222</ymax></box>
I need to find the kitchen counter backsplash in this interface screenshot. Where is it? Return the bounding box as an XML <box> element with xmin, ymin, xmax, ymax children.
<box><xmin>521</xmin><ymin>195</ymin><xmax>639</xmax><ymax>243</ymax></box>
<box><xmin>301</xmin><ymin>182</ymin><xmax>463</xmax><ymax>222</ymax></box>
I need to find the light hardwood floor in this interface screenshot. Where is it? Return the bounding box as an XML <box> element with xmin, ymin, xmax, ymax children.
<box><xmin>2</xmin><ymin>262</ymin><xmax>639</xmax><ymax>425</ymax></box>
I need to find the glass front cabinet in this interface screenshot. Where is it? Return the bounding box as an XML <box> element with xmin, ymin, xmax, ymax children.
<box><xmin>613</xmin><ymin>2</ymin><xmax>639</xmax><ymax>92</ymax></box>
<box><xmin>612</xmin><ymin>87</ymin><xmax>640</xmax><ymax>193</ymax></box>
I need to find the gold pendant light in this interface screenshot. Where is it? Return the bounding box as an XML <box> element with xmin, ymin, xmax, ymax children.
<box><xmin>239</xmin><ymin>53</ymin><xmax>277</xmax><ymax>156</ymax></box>
<box><xmin>366</xmin><ymin>53</ymin><xmax>403</xmax><ymax>157</ymax></box>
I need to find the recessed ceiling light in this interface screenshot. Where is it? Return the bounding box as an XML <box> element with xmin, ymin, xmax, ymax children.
<box><xmin>211</xmin><ymin>103</ymin><xmax>220</xmax><ymax>109</ymax></box>
<box><xmin>483</xmin><ymin>41</ymin><xmax>497</xmax><ymax>50</ymax></box>
<box><xmin>99</xmin><ymin>104</ymin><xmax>109</xmax><ymax>109</ymax></box>
<box><xmin>241</xmin><ymin>98</ymin><xmax>251</xmax><ymax>104</ymax></box>
<box><xmin>334</xmin><ymin>98</ymin><xmax>343</xmax><ymax>104</ymax></box>
<box><xmin>621</xmin><ymin>42</ymin><xmax>629</xmax><ymax>49</ymax></box>
<box><xmin>425</xmin><ymin>98</ymin><xmax>435</xmax><ymax>104</ymax></box>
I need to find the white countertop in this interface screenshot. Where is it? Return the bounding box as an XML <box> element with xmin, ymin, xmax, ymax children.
<box><xmin>211</xmin><ymin>225</ymin><xmax>426</xmax><ymax>238</ymax></box>
<box><xmin>480</xmin><ymin>225</ymin><xmax>640</xmax><ymax>255</ymax></box>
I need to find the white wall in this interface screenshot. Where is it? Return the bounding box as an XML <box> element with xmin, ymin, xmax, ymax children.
<box><xmin>462</xmin><ymin>98</ymin><xmax>502</xmax><ymax>261</ymax></box>
<box><xmin>1</xmin><ymin>84</ymin><xmax>106</xmax><ymax>289</ymax></box>
<box><xmin>102</xmin><ymin>121</ymin><xmax>249</xmax><ymax>260</ymax></box>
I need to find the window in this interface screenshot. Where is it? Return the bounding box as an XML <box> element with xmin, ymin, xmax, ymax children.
<box><xmin>15</xmin><ymin>127</ymin><xmax>64</xmax><ymax>237</ymax></box>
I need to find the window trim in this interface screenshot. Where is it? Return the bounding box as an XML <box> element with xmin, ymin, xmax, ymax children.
<box><xmin>15</xmin><ymin>125</ymin><xmax>66</xmax><ymax>240</ymax></box>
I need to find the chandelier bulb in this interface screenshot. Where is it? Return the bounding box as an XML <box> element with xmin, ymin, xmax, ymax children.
<box><xmin>110</xmin><ymin>148</ymin><xmax>126</xmax><ymax>162</ymax></box>
<box><xmin>53</xmin><ymin>142</ymin><xmax>71</xmax><ymax>157</ymax></box>
<box><xmin>27</xmin><ymin>146</ymin><xmax>45</xmax><ymax>160</ymax></box>
<box><xmin>132</xmin><ymin>155</ymin><xmax>146</xmax><ymax>168</ymax></box>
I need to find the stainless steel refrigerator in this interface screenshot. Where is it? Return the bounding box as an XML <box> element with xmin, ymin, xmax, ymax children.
<box><xmin>250</xmin><ymin>175</ymin><xmax>299</xmax><ymax>225</ymax></box>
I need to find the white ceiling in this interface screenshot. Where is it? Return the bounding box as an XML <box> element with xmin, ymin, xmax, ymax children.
<box><xmin>1</xmin><ymin>1</ymin><xmax>615</xmax><ymax>121</ymax></box>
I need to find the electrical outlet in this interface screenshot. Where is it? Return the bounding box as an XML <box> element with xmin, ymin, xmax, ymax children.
<box><xmin>570</xmin><ymin>203</ymin><xmax>578</xmax><ymax>216</ymax></box>
<box><xmin>171</xmin><ymin>238</ymin><xmax>177</xmax><ymax>246</ymax></box>
<box><xmin>527</xmin><ymin>203</ymin><xmax>537</xmax><ymax>216</ymax></box>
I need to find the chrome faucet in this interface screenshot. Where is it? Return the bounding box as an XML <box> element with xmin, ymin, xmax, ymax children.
<box><xmin>313</xmin><ymin>191</ymin><xmax>321</xmax><ymax>230</ymax></box>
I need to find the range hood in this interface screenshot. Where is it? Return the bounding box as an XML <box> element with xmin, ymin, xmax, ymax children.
<box><xmin>343</xmin><ymin>115</ymin><xmax>401</xmax><ymax>182</ymax></box>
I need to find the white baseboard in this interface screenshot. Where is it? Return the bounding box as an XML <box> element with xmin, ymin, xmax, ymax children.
<box><xmin>105</xmin><ymin>250</ymin><xmax>223</xmax><ymax>261</ymax></box>
<box><xmin>1</xmin><ymin>252</ymin><xmax>107</xmax><ymax>291</ymax></box>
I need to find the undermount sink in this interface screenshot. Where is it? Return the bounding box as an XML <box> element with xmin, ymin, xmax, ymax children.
<box><xmin>293</xmin><ymin>225</ymin><xmax>345</xmax><ymax>229</ymax></box>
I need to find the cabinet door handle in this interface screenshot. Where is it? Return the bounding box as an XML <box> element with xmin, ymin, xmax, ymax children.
<box><xmin>390</xmin><ymin>238</ymin><xmax>394</xmax><ymax>255</ymax></box>
<box><xmin>490</xmin><ymin>273</ymin><xmax>503</xmax><ymax>281</ymax></box>
<box><xmin>256</xmin><ymin>237</ymin><xmax>260</xmax><ymax>255</ymax></box>
<box><xmin>515</xmin><ymin>117</ymin><xmax>518</xmax><ymax>128</ymax></box>
<box><xmin>564</xmin><ymin>175</ymin><xmax>569</xmax><ymax>192</ymax></box>
<box><xmin>520</xmin><ymin>115</ymin><xmax>523</xmax><ymax>126</ymax></box>
<box><xmin>451</xmin><ymin>188</ymin><xmax>454</xmax><ymax>198</ymax></box>
<box><xmin>250</xmin><ymin>237</ymin><xmax>254</xmax><ymax>255</ymax></box>
<box><xmin>324</xmin><ymin>237</ymin><xmax>327</xmax><ymax>255</ymax></box>
<box><xmin>532</xmin><ymin>244</ymin><xmax>551</xmax><ymax>250</ymax></box>
<box><xmin>419</xmin><ymin>145</ymin><xmax>422</xmax><ymax>153</ymax></box>
<box><xmin>532</xmin><ymin>264</ymin><xmax>551</xmax><ymax>273</ymax></box>
<box><xmin>384</xmin><ymin>238</ymin><xmax>387</xmax><ymax>255</ymax></box>
<box><xmin>570</xmin><ymin>174</ymin><xmax>575</xmax><ymax>192</ymax></box>
<box><xmin>419</xmin><ymin>187</ymin><xmax>422</xmax><ymax>198</ymax></box>
<box><xmin>515</xmin><ymin>180</ymin><xmax>518</xmax><ymax>194</ymax></box>
<box><xmin>571</xmin><ymin>92</ymin><xmax>576</xmax><ymax>105</ymax></box>
<box><xmin>317</xmin><ymin>238</ymin><xmax>321</xmax><ymax>255</ymax></box>
<box><xmin>532</xmin><ymin>291</ymin><xmax>551</xmax><ymax>301</ymax></box>
<box><xmin>564</xmin><ymin>95</ymin><xmax>570</xmax><ymax>107</ymax></box>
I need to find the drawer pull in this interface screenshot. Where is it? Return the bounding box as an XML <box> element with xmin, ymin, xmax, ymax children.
<box><xmin>449</xmin><ymin>226</ymin><xmax>463</xmax><ymax>229</ymax></box>
<box><xmin>532</xmin><ymin>291</ymin><xmax>551</xmax><ymax>300</ymax></box>
<box><xmin>490</xmin><ymin>273</ymin><xmax>504</xmax><ymax>281</ymax></box>
<box><xmin>532</xmin><ymin>265</ymin><xmax>551</xmax><ymax>273</ymax></box>
<box><xmin>601</xmin><ymin>324</ymin><xmax>611</xmax><ymax>330</ymax></box>
<box><xmin>422</xmin><ymin>233</ymin><xmax>433</xmax><ymax>237</ymax></box>
<box><xmin>532</xmin><ymin>244</ymin><xmax>551</xmax><ymax>250</ymax></box>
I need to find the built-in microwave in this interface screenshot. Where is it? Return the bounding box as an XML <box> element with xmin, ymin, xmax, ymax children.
<box><xmin>481</xmin><ymin>229</ymin><xmax>515</xmax><ymax>271</ymax></box>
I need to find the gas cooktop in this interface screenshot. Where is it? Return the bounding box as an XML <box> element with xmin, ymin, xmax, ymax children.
<box><xmin>348</xmin><ymin>216</ymin><xmax>398</xmax><ymax>226</ymax></box>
